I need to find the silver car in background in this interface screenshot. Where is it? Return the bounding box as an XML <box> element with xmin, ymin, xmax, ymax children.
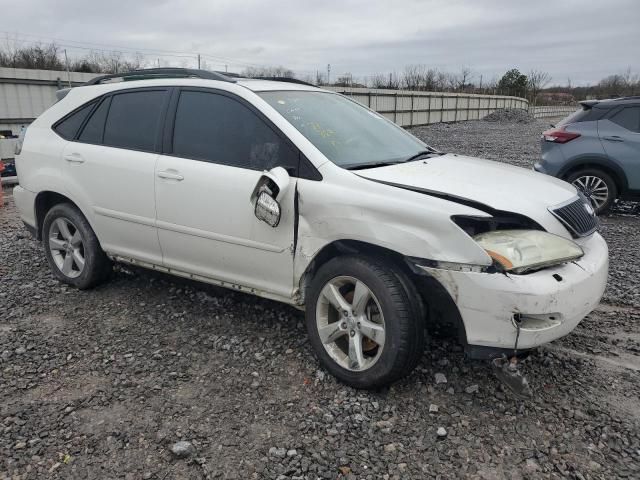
<box><xmin>535</xmin><ymin>97</ymin><xmax>640</xmax><ymax>214</ymax></box>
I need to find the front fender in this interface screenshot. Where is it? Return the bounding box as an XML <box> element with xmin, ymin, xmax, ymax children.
<box><xmin>293</xmin><ymin>173</ymin><xmax>494</xmax><ymax>283</ymax></box>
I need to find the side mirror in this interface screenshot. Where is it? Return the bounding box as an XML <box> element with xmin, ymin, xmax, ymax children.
<box><xmin>255</xmin><ymin>190</ymin><xmax>281</xmax><ymax>227</ymax></box>
<box><xmin>251</xmin><ymin>167</ymin><xmax>291</xmax><ymax>228</ymax></box>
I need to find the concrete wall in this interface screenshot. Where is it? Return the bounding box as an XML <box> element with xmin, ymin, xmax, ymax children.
<box><xmin>1</xmin><ymin>67</ymin><xmax>571</xmax><ymax>143</ymax></box>
<box><xmin>0</xmin><ymin>67</ymin><xmax>96</xmax><ymax>135</ymax></box>
<box><xmin>325</xmin><ymin>86</ymin><xmax>530</xmax><ymax>127</ymax></box>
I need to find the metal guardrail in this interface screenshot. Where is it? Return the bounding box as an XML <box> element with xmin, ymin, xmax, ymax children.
<box><xmin>531</xmin><ymin>105</ymin><xmax>577</xmax><ymax>119</ymax></box>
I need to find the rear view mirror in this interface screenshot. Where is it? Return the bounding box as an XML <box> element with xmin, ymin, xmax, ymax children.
<box><xmin>251</xmin><ymin>167</ymin><xmax>291</xmax><ymax>228</ymax></box>
<box><xmin>253</xmin><ymin>166</ymin><xmax>290</xmax><ymax>201</ymax></box>
<box><xmin>251</xmin><ymin>166</ymin><xmax>291</xmax><ymax>227</ymax></box>
<box><xmin>254</xmin><ymin>190</ymin><xmax>281</xmax><ymax>227</ymax></box>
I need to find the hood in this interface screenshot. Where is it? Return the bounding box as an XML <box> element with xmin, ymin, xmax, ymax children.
<box><xmin>356</xmin><ymin>153</ymin><xmax>578</xmax><ymax>215</ymax></box>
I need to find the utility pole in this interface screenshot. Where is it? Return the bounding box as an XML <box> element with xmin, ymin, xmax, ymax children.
<box><xmin>63</xmin><ymin>49</ymin><xmax>71</xmax><ymax>88</ymax></box>
<box><xmin>225</xmin><ymin>64</ymin><xmax>228</xmax><ymax>72</ymax></box>
<box><xmin>157</xmin><ymin>58</ymin><xmax>160</xmax><ymax>68</ymax></box>
<box><xmin>197</xmin><ymin>54</ymin><xmax>201</xmax><ymax>69</ymax></box>
<box><xmin>327</xmin><ymin>64</ymin><xmax>331</xmax><ymax>86</ymax></box>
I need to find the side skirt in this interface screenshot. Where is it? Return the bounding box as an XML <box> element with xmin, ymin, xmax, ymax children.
<box><xmin>107</xmin><ymin>254</ymin><xmax>301</xmax><ymax>309</ymax></box>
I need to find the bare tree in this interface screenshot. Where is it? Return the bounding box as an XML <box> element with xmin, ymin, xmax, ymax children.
<box><xmin>402</xmin><ymin>64</ymin><xmax>424</xmax><ymax>90</ymax></box>
<box><xmin>0</xmin><ymin>41</ymin><xmax>64</xmax><ymax>70</ymax></box>
<box><xmin>456</xmin><ymin>66</ymin><xmax>473</xmax><ymax>91</ymax></box>
<box><xmin>368</xmin><ymin>73</ymin><xmax>387</xmax><ymax>89</ymax></box>
<box><xmin>242</xmin><ymin>65</ymin><xmax>295</xmax><ymax>78</ymax></box>
<box><xmin>527</xmin><ymin>69</ymin><xmax>551</xmax><ymax>105</ymax></box>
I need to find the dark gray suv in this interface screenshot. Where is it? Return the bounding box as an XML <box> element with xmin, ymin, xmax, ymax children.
<box><xmin>535</xmin><ymin>97</ymin><xmax>640</xmax><ymax>214</ymax></box>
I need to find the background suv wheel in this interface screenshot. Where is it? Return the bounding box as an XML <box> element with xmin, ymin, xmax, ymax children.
<box><xmin>567</xmin><ymin>168</ymin><xmax>617</xmax><ymax>215</ymax></box>
<box><xmin>43</xmin><ymin>203</ymin><xmax>112</xmax><ymax>289</ymax></box>
<box><xmin>305</xmin><ymin>255</ymin><xmax>425</xmax><ymax>389</ymax></box>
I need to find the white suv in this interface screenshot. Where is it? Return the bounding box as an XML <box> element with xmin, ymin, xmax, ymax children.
<box><xmin>13</xmin><ymin>68</ymin><xmax>608</xmax><ymax>388</ymax></box>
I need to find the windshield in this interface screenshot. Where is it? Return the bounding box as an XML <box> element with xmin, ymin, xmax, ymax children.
<box><xmin>258</xmin><ymin>91</ymin><xmax>429</xmax><ymax>169</ymax></box>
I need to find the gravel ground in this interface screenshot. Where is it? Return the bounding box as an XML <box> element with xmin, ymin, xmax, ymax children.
<box><xmin>2</xmin><ymin>119</ymin><xmax>639</xmax><ymax>479</ymax></box>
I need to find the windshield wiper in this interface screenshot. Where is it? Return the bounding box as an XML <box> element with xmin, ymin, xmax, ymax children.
<box><xmin>401</xmin><ymin>149</ymin><xmax>442</xmax><ymax>163</ymax></box>
<box><xmin>344</xmin><ymin>149</ymin><xmax>443</xmax><ymax>171</ymax></box>
<box><xmin>345</xmin><ymin>161</ymin><xmax>403</xmax><ymax>171</ymax></box>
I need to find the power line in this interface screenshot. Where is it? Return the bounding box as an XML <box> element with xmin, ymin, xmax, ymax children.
<box><xmin>0</xmin><ymin>31</ymin><xmax>278</xmax><ymax>70</ymax></box>
<box><xmin>1</xmin><ymin>31</ymin><xmax>324</xmax><ymax>77</ymax></box>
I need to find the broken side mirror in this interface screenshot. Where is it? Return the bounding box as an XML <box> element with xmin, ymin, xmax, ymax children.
<box><xmin>251</xmin><ymin>167</ymin><xmax>290</xmax><ymax>228</ymax></box>
<box><xmin>255</xmin><ymin>190</ymin><xmax>281</xmax><ymax>227</ymax></box>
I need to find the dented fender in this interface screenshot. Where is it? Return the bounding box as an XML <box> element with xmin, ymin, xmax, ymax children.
<box><xmin>292</xmin><ymin>167</ymin><xmax>496</xmax><ymax>286</ymax></box>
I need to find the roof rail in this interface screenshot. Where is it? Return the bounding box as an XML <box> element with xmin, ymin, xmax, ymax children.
<box><xmin>252</xmin><ymin>76</ymin><xmax>316</xmax><ymax>87</ymax></box>
<box><xmin>613</xmin><ymin>95</ymin><xmax>640</xmax><ymax>101</ymax></box>
<box><xmin>85</xmin><ymin>68</ymin><xmax>236</xmax><ymax>85</ymax></box>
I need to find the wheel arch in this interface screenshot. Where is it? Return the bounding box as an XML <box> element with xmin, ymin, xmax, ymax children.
<box><xmin>298</xmin><ymin>239</ymin><xmax>468</xmax><ymax>347</ymax></box>
<box><xmin>559</xmin><ymin>157</ymin><xmax>628</xmax><ymax>195</ymax></box>
<box><xmin>34</xmin><ymin>190</ymin><xmax>96</xmax><ymax>241</ymax></box>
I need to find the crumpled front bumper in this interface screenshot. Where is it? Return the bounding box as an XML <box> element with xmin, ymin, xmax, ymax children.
<box><xmin>419</xmin><ymin>232</ymin><xmax>608</xmax><ymax>350</ymax></box>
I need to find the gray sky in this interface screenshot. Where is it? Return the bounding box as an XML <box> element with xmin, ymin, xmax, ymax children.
<box><xmin>2</xmin><ymin>0</ymin><xmax>639</xmax><ymax>85</ymax></box>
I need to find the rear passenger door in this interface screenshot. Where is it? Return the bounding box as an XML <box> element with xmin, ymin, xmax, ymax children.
<box><xmin>61</xmin><ymin>88</ymin><xmax>170</xmax><ymax>264</ymax></box>
<box><xmin>154</xmin><ymin>88</ymin><xmax>299</xmax><ymax>298</ymax></box>
<box><xmin>599</xmin><ymin>106</ymin><xmax>640</xmax><ymax>189</ymax></box>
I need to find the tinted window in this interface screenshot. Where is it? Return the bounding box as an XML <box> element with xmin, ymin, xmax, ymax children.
<box><xmin>259</xmin><ymin>91</ymin><xmax>426</xmax><ymax>169</ymax></box>
<box><xmin>78</xmin><ymin>98</ymin><xmax>110</xmax><ymax>144</ymax></box>
<box><xmin>557</xmin><ymin>106</ymin><xmax>606</xmax><ymax>126</ymax></box>
<box><xmin>610</xmin><ymin>107</ymin><xmax>640</xmax><ymax>132</ymax></box>
<box><xmin>172</xmin><ymin>91</ymin><xmax>298</xmax><ymax>172</ymax></box>
<box><xmin>103</xmin><ymin>90</ymin><xmax>166</xmax><ymax>151</ymax></box>
<box><xmin>54</xmin><ymin>101</ymin><xmax>96</xmax><ymax>139</ymax></box>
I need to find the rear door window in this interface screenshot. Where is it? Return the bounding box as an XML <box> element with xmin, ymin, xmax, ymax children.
<box><xmin>609</xmin><ymin>107</ymin><xmax>640</xmax><ymax>133</ymax></box>
<box><xmin>103</xmin><ymin>90</ymin><xmax>167</xmax><ymax>151</ymax></box>
<box><xmin>171</xmin><ymin>90</ymin><xmax>299</xmax><ymax>172</ymax></box>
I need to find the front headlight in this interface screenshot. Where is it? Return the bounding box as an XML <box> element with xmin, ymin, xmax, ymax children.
<box><xmin>474</xmin><ymin>230</ymin><xmax>583</xmax><ymax>274</ymax></box>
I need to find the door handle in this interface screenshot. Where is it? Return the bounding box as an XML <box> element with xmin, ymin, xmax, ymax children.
<box><xmin>157</xmin><ymin>170</ymin><xmax>184</xmax><ymax>181</ymax></box>
<box><xmin>64</xmin><ymin>153</ymin><xmax>85</xmax><ymax>163</ymax></box>
<box><xmin>603</xmin><ymin>135</ymin><xmax>624</xmax><ymax>142</ymax></box>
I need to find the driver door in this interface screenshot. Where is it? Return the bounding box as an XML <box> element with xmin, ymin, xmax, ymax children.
<box><xmin>154</xmin><ymin>88</ymin><xmax>299</xmax><ymax>299</ymax></box>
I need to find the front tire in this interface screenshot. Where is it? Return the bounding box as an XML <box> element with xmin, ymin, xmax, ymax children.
<box><xmin>305</xmin><ymin>255</ymin><xmax>425</xmax><ymax>389</ymax></box>
<box><xmin>42</xmin><ymin>203</ymin><xmax>112</xmax><ymax>289</ymax></box>
<box><xmin>567</xmin><ymin>168</ymin><xmax>617</xmax><ymax>215</ymax></box>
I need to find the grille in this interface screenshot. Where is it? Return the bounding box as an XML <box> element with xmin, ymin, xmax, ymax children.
<box><xmin>549</xmin><ymin>197</ymin><xmax>599</xmax><ymax>238</ymax></box>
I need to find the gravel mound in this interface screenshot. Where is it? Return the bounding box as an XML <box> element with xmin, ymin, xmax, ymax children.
<box><xmin>2</xmin><ymin>118</ymin><xmax>640</xmax><ymax>478</ymax></box>
<box><xmin>483</xmin><ymin>108</ymin><xmax>534</xmax><ymax>123</ymax></box>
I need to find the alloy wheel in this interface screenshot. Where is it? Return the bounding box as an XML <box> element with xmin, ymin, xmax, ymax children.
<box><xmin>572</xmin><ymin>175</ymin><xmax>609</xmax><ymax>211</ymax></box>
<box><xmin>315</xmin><ymin>276</ymin><xmax>385</xmax><ymax>371</ymax></box>
<box><xmin>48</xmin><ymin>217</ymin><xmax>85</xmax><ymax>279</ymax></box>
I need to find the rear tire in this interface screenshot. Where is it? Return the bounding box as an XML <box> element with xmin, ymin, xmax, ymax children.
<box><xmin>305</xmin><ymin>255</ymin><xmax>425</xmax><ymax>389</ymax></box>
<box><xmin>42</xmin><ymin>203</ymin><xmax>112</xmax><ymax>289</ymax></box>
<box><xmin>566</xmin><ymin>168</ymin><xmax>617</xmax><ymax>215</ymax></box>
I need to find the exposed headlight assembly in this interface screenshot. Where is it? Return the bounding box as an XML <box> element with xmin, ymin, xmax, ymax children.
<box><xmin>474</xmin><ymin>229</ymin><xmax>584</xmax><ymax>274</ymax></box>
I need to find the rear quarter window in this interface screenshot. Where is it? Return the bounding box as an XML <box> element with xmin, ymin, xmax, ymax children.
<box><xmin>557</xmin><ymin>106</ymin><xmax>605</xmax><ymax>126</ymax></box>
<box><xmin>78</xmin><ymin>98</ymin><xmax>111</xmax><ymax>144</ymax></box>
<box><xmin>53</xmin><ymin>101</ymin><xmax>97</xmax><ymax>140</ymax></box>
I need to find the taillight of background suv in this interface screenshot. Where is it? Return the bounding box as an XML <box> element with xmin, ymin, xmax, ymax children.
<box><xmin>541</xmin><ymin>126</ymin><xmax>581</xmax><ymax>144</ymax></box>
